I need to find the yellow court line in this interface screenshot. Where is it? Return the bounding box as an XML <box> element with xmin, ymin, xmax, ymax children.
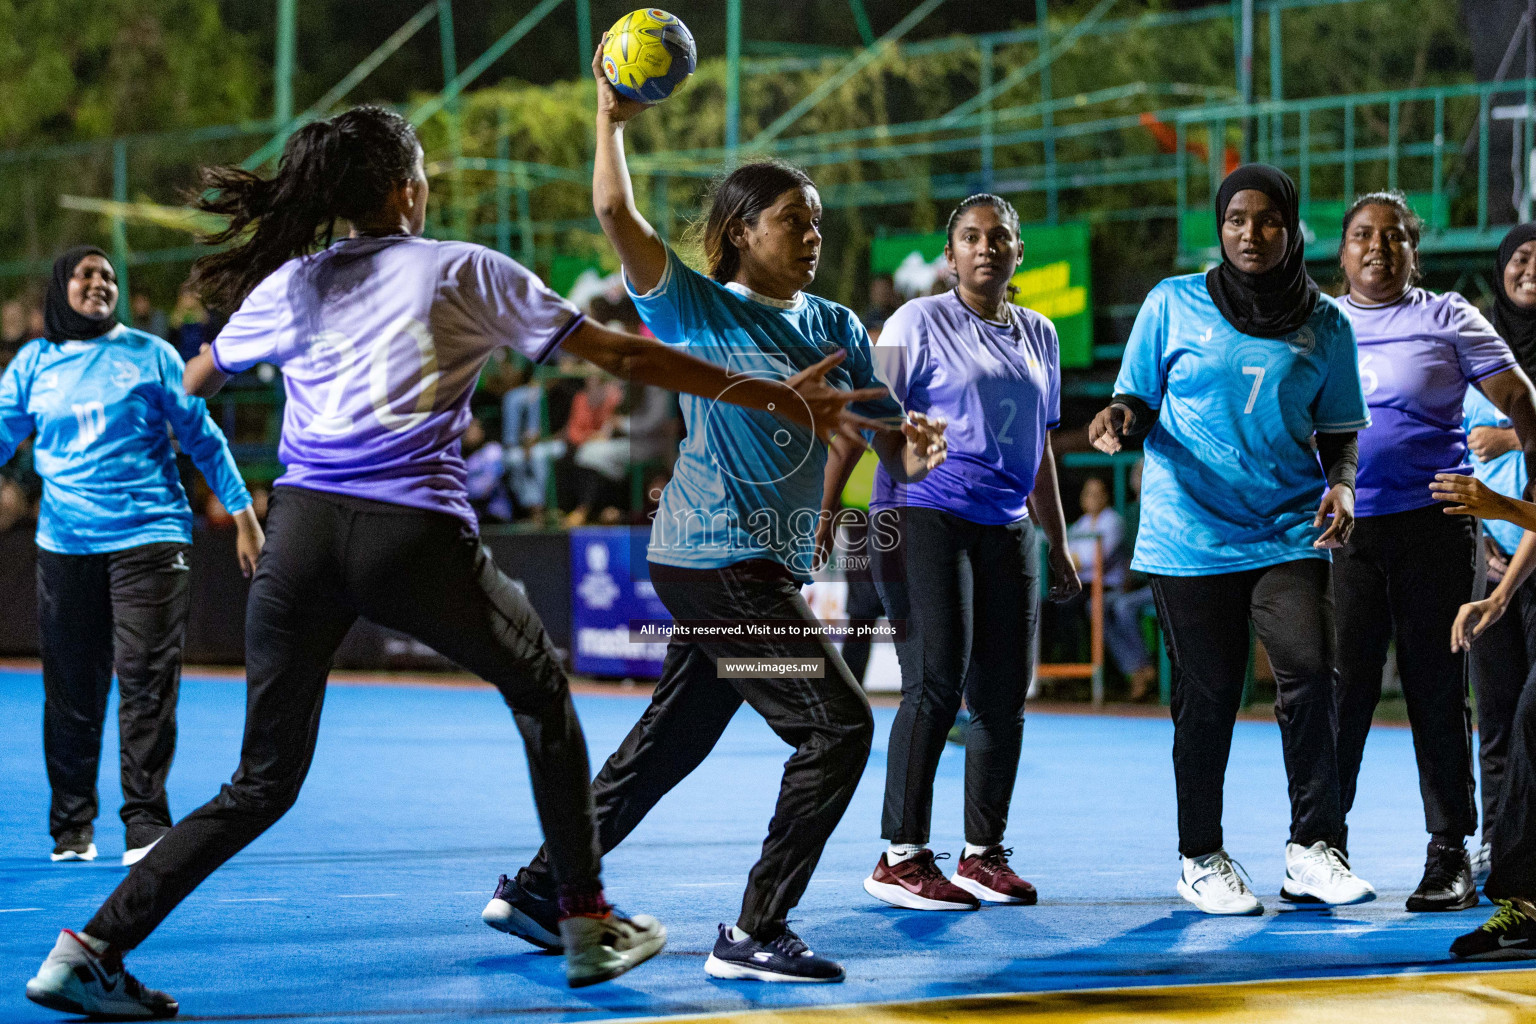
<box><xmin>600</xmin><ymin>968</ymin><xmax>1536</xmax><ymax>1024</ymax></box>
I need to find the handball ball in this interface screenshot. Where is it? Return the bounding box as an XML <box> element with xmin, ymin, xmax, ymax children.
<box><xmin>602</xmin><ymin>9</ymin><xmax>697</xmax><ymax>104</ymax></box>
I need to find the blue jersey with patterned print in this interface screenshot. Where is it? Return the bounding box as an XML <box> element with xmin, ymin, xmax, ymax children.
<box><xmin>1114</xmin><ymin>275</ymin><xmax>1369</xmax><ymax>576</ymax></box>
<box><xmin>628</xmin><ymin>247</ymin><xmax>902</xmax><ymax>580</ymax></box>
<box><xmin>0</xmin><ymin>325</ymin><xmax>251</xmax><ymax>554</ymax></box>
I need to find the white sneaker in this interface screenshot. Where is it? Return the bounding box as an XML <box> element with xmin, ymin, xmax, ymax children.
<box><xmin>1177</xmin><ymin>850</ymin><xmax>1263</xmax><ymax>915</ymax></box>
<box><xmin>25</xmin><ymin>930</ymin><xmax>177</xmax><ymax>1019</ymax></box>
<box><xmin>1472</xmin><ymin>840</ymin><xmax>1492</xmax><ymax>885</ymax></box>
<box><xmin>559</xmin><ymin>910</ymin><xmax>666</xmax><ymax>988</ymax></box>
<box><xmin>122</xmin><ymin>837</ymin><xmax>162</xmax><ymax>868</ymax></box>
<box><xmin>1281</xmin><ymin>841</ymin><xmax>1376</xmax><ymax>905</ymax></box>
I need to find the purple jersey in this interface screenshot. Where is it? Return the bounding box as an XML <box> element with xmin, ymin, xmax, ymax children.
<box><xmin>212</xmin><ymin>236</ymin><xmax>583</xmax><ymax>526</ymax></box>
<box><xmin>870</xmin><ymin>290</ymin><xmax>1061</xmax><ymax>525</ymax></box>
<box><xmin>1340</xmin><ymin>287</ymin><xmax>1515</xmax><ymax>516</ymax></box>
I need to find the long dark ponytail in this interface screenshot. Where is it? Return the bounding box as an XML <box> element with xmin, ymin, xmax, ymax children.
<box><xmin>699</xmin><ymin>161</ymin><xmax>816</xmax><ymax>283</ymax></box>
<box><xmin>189</xmin><ymin>105</ymin><xmax>421</xmax><ymax>311</ymax></box>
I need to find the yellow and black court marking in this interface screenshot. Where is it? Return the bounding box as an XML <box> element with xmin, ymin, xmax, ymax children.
<box><xmin>604</xmin><ymin>969</ymin><xmax>1536</xmax><ymax>1024</ymax></box>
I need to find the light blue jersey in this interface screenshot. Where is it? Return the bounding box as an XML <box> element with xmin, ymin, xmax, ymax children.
<box><xmin>630</xmin><ymin>248</ymin><xmax>902</xmax><ymax>580</ymax></box>
<box><xmin>1114</xmin><ymin>275</ymin><xmax>1368</xmax><ymax>576</ymax></box>
<box><xmin>1464</xmin><ymin>385</ymin><xmax>1526</xmax><ymax>556</ymax></box>
<box><xmin>0</xmin><ymin>325</ymin><xmax>251</xmax><ymax>554</ymax></box>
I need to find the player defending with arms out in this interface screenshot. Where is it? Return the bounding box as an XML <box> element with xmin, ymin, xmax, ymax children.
<box><xmin>1090</xmin><ymin>165</ymin><xmax>1374</xmax><ymax>916</ymax></box>
<box><xmin>1434</xmin><ymin>470</ymin><xmax>1536</xmax><ymax>958</ymax></box>
<box><xmin>25</xmin><ymin>105</ymin><xmax>879</xmax><ymax>1019</ymax></box>
<box><xmin>482</xmin><ymin>42</ymin><xmax>945</xmax><ymax>984</ymax></box>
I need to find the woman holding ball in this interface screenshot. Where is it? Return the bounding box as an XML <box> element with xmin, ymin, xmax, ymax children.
<box><xmin>485</xmin><ymin>39</ymin><xmax>946</xmax><ymax>985</ymax></box>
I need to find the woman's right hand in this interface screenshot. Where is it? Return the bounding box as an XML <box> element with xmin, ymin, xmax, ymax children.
<box><xmin>1469</xmin><ymin>425</ymin><xmax>1520</xmax><ymax>463</ymax></box>
<box><xmin>1485</xmin><ymin>535</ymin><xmax>1511</xmax><ymax>585</ymax></box>
<box><xmin>592</xmin><ymin>36</ymin><xmax>651</xmax><ymax>125</ymax></box>
<box><xmin>1089</xmin><ymin>403</ymin><xmax>1134</xmax><ymax>454</ymax></box>
<box><xmin>1453</xmin><ymin>594</ymin><xmax>1509</xmax><ymax>652</ymax></box>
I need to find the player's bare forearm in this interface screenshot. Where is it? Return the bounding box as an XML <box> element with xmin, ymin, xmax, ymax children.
<box><xmin>1027</xmin><ymin>434</ymin><xmax>1071</xmax><ymax>553</ymax></box>
<box><xmin>593</xmin><ymin>121</ymin><xmax>666</xmax><ymax>294</ymax></box>
<box><xmin>822</xmin><ymin>431</ymin><xmax>864</xmax><ymax>516</ymax></box>
<box><xmin>183</xmin><ymin>347</ymin><xmax>230</xmax><ymax>398</ymax></box>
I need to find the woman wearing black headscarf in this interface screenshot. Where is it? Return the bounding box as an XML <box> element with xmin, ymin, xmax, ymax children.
<box><xmin>1089</xmin><ymin>165</ymin><xmax>1374</xmax><ymax>915</ymax></box>
<box><xmin>0</xmin><ymin>247</ymin><xmax>260</xmax><ymax>866</ymax></box>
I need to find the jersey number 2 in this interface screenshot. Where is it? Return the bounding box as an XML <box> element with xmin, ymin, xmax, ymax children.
<box><xmin>1241</xmin><ymin>366</ymin><xmax>1266</xmax><ymax>415</ymax></box>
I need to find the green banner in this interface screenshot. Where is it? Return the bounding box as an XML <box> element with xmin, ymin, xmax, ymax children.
<box><xmin>870</xmin><ymin>222</ymin><xmax>1093</xmax><ymax>368</ymax></box>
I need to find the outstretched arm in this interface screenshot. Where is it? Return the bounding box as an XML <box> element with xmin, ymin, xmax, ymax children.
<box><xmin>1433</xmin><ymin>472</ymin><xmax>1536</xmax><ymax>532</ymax></box>
<box><xmin>558</xmin><ymin>319</ymin><xmax>886</xmax><ymax>443</ymax></box>
<box><xmin>591</xmin><ymin>40</ymin><xmax>668</xmax><ymax>295</ymax></box>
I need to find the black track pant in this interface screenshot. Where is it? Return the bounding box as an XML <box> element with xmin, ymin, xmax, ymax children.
<box><xmin>1486</xmin><ymin>667</ymin><xmax>1536</xmax><ymax>900</ymax></box>
<box><xmin>39</xmin><ymin>543</ymin><xmax>192</xmax><ymax>840</ymax></box>
<box><xmin>872</xmin><ymin>506</ymin><xmax>1039</xmax><ymax>846</ymax></box>
<box><xmin>1151</xmin><ymin>559</ymin><xmax>1342</xmax><ymax>858</ymax></box>
<box><xmin>86</xmin><ymin>487</ymin><xmax>598</xmax><ymax>950</ymax></box>
<box><xmin>1333</xmin><ymin>504</ymin><xmax>1477</xmax><ymax>842</ymax></box>
<box><xmin>1470</xmin><ymin>571</ymin><xmax>1536</xmax><ymax>832</ymax></box>
<box><xmin>518</xmin><ymin>558</ymin><xmax>873</xmax><ymax>939</ymax></box>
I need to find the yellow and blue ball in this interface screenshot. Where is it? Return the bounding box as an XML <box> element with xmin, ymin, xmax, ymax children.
<box><xmin>602</xmin><ymin>9</ymin><xmax>697</xmax><ymax>104</ymax></box>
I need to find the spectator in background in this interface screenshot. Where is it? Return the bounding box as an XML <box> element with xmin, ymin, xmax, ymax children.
<box><xmin>463</xmin><ymin>416</ymin><xmax>513</xmax><ymax>524</ymax></box>
<box><xmin>2</xmin><ymin>297</ymin><xmax>41</xmax><ymax>370</ymax></box>
<box><xmin>1104</xmin><ymin>460</ymin><xmax>1158</xmax><ymax>700</ymax></box>
<box><xmin>130</xmin><ymin>293</ymin><xmax>168</xmax><ymax>340</ymax></box>
<box><xmin>1047</xmin><ymin>477</ymin><xmax>1124</xmax><ymax>662</ymax></box>
<box><xmin>559</xmin><ymin>367</ymin><xmax>624</xmax><ymax>525</ymax></box>
<box><xmin>862</xmin><ymin>274</ymin><xmax>900</xmax><ymax>339</ymax></box>
<box><xmin>169</xmin><ymin>281</ymin><xmax>210</xmax><ymax>362</ymax></box>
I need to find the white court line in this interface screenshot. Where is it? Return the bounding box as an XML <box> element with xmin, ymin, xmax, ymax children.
<box><xmin>0</xmin><ymin>908</ymin><xmax>43</xmax><ymax>913</ymax></box>
<box><xmin>672</xmin><ymin>882</ymin><xmax>736</xmax><ymax>888</ymax></box>
<box><xmin>217</xmin><ymin>897</ymin><xmax>284</xmax><ymax>903</ymax></box>
<box><xmin>334</xmin><ymin>893</ymin><xmax>401</xmax><ymax>898</ymax></box>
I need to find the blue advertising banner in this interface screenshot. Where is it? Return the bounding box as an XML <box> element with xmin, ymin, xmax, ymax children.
<box><xmin>570</xmin><ymin>526</ymin><xmax>670</xmax><ymax>678</ymax></box>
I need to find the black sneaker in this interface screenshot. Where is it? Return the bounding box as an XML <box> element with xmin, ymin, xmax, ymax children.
<box><xmin>50</xmin><ymin>827</ymin><xmax>96</xmax><ymax>863</ymax></box>
<box><xmin>704</xmin><ymin>923</ymin><xmax>844</xmax><ymax>983</ymax></box>
<box><xmin>481</xmin><ymin>874</ymin><xmax>560</xmax><ymax>950</ymax></box>
<box><xmin>1450</xmin><ymin>899</ymin><xmax>1536</xmax><ymax>959</ymax></box>
<box><xmin>1406</xmin><ymin>838</ymin><xmax>1478</xmax><ymax>912</ymax></box>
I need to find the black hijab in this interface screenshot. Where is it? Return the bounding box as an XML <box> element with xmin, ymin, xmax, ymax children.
<box><xmin>1205</xmin><ymin>164</ymin><xmax>1319</xmax><ymax>339</ymax></box>
<box><xmin>1494</xmin><ymin>223</ymin><xmax>1536</xmax><ymax>376</ymax></box>
<box><xmin>44</xmin><ymin>246</ymin><xmax>118</xmax><ymax>344</ymax></box>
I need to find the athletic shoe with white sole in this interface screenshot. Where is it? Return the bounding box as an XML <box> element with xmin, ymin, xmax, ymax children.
<box><xmin>51</xmin><ymin>828</ymin><xmax>96</xmax><ymax>863</ymax></box>
<box><xmin>1280</xmin><ymin>841</ymin><xmax>1375</xmax><ymax>905</ymax></box>
<box><xmin>25</xmin><ymin>929</ymin><xmax>177</xmax><ymax>1019</ymax></box>
<box><xmin>864</xmin><ymin>850</ymin><xmax>978</xmax><ymax>911</ymax></box>
<box><xmin>482</xmin><ymin>874</ymin><xmax>561</xmax><ymax>950</ymax></box>
<box><xmin>558</xmin><ymin>908</ymin><xmax>666</xmax><ymax>988</ymax></box>
<box><xmin>952</xmin><ymin>845</ymin><xmax>1038</xmax><ymax>904</ymax></box>
<box><xmin>122</xmin><ymin>827</ymin><xmax>168</xmax><ymax>868</ymax></box>
<box><xmin>1177</xmin><ymin>850</ymin><xmax>1262</xmax><ymax>915</ymax></box>
<box><xmin>1471</xmin><ymin>841</ymin><xmax>1492</xmax><ymax>885</ymax></box>
<box><xmin>1450</xmin><ymin>899</ymin><xmax>1536</xmax><ymax>960</ymax></box>
<box><xmin>703</xmin><ymin>923</ymin><xmax>845</xmax><ymax>982</ymax></box>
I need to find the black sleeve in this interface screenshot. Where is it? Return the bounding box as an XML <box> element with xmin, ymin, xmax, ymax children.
<box><xmin>1110</xmin><ymin>393</ymin><xmax>1158</xmax><ymax>438</ymax></box>
<box><xmin>1315</xmin><ymin>431</ymin><xmax>1358</xmax><ymax>491</ymax></box>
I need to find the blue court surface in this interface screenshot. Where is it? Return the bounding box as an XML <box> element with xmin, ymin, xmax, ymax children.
<box><xmin>0</xmin><ymin>664</ymin><xmax>1529</xmax><ymax>1023</ymax></box>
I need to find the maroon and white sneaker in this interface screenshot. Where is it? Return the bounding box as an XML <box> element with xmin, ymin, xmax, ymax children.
<box><xmin>863</xmin><ymin>850</ymin><xmax>980</xmax><ymax>911</ymax></box>
<box><xmin>952</xmin><ymin>846</ymin><xmax>1038</xmax><ymax>904</ymax></box>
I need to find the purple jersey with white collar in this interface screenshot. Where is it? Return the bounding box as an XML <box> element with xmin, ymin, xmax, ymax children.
<box><xmin>1340</xmin><ymin>287</ymin><xmax>1516</xmax><ymax>516</ymax></box>
<box><xmin>212</xmin><ymin>235</ymin><xmax>582</xmax><ymax>526</ymax></box>
<box><xmin>870</xmin><ymin>290</ymin><xmax>1061</xmax><ymax>525</ymax></box>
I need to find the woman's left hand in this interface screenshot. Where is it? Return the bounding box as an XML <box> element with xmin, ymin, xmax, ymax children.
<box><xmin>233</xmin><ymin>506</ymin><xmax>265</xmax><ymax>578</ymax></box>
<box><xmin>1046</xmin><ymin>546</ymin><xmax>1083</xmax><ymax>602</ymax></box>
<box><xmin>1313</xmin><ymin>483</ymin><xmax>1355</xmax><ymax>549</ymax></box>
<box><xmin>901</xmin><ymin>411</ymin><xmax>948</xmax><ymax>479</ymax></box>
